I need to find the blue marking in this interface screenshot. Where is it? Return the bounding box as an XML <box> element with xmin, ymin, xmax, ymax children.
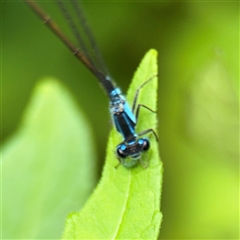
<box><xmin>120</xmin><ymin>145</ymin><xmax>126</xmax><ymax>151</ymax></box>
<box><xmin>110</xmin><ymin>88</ymin><xmax>121</xmax><ymax>97</ymax></box>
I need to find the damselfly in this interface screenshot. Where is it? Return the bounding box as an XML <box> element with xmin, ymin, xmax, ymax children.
<box><xmin>25</xmin><ymin>0</ymin><xmax>158</xmax><ymax>168</ymax></box>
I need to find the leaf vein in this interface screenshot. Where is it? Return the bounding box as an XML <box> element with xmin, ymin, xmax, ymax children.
<box><xmin>111</xmin><ymin>173</ymin><xmax>132</xmax><ymax>239</ymax></box>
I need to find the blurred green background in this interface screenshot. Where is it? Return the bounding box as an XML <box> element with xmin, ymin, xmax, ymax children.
<box><xmin>2</xmin><ymin>1</ymin><xmax>239</xmax><ymax>239</ymax></box>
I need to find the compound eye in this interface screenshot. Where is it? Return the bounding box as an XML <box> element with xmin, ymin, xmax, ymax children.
<box><xmin>116</xmin><ymin>144</ymin><xmax>128</xmax><ymax>158</ymax></box>
<box><xmin>139</xmin><ymin>138</ymin><xmax>150</xmax><ymax>152</ymax></box>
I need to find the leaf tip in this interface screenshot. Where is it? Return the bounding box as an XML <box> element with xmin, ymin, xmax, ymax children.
<box><xmin>148</xmin><ymin>48</ymin><xmax>158</xmax><ymax>57</ymax></box>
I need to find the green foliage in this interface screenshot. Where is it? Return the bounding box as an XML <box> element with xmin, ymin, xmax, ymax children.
<box><xmin>2</xmin><ymin>80</ymin><xmax>97</xmax><ymax>239</ymax></box>
<box><xmin>62</xmin><ymin>49</ymin><xmax>162</xmax><ymax>239</ymax></box>
<box><xmin>3</xmin><ymin>2</ymin><xmax>238</xmax><ymax>239</ymax></box>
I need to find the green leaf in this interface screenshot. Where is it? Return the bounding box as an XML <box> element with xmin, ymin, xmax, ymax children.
<box><xmin>62</xmin><ymin>49</ymin><xmax>163</xmax><ymax>239</ymax></box>
<box><xmin>2</xmin><ymin>79</ymin><xmax>97</xmax><ymax>239</ymax></box>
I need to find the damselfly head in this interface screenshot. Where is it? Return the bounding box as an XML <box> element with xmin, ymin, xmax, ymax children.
<box><xmin>116</xmin><ymin>138</ymin><xmax>150</xmax><ymax>168</ymax></box>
